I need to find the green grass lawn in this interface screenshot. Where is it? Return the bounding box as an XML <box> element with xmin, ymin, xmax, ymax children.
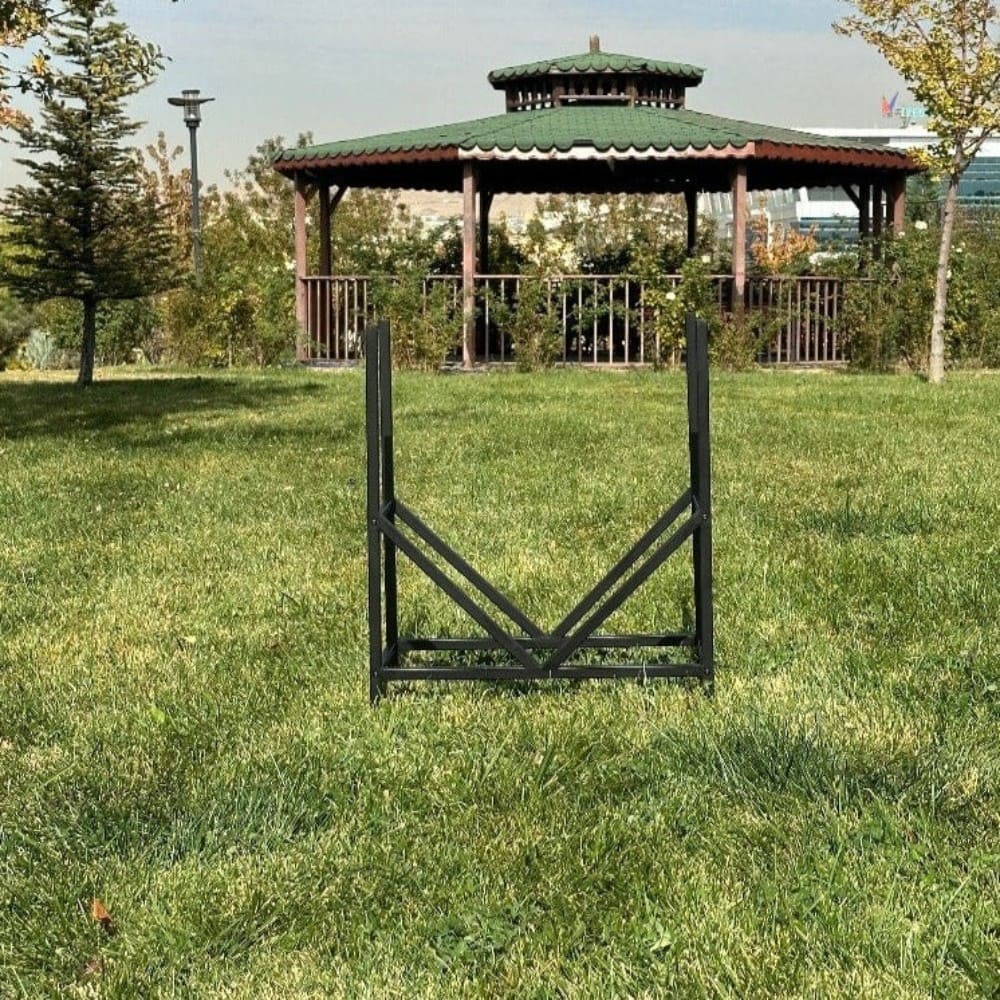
<box><xmin>1</xmin><ymin>365</ymin><xmax>998</xmax><ymax>998</ymax></box>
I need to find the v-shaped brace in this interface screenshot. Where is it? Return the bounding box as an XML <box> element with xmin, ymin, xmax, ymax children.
<box><xmin>365</xmin><ymin>317</ymin><xmax>714</xmax><ymax>701</ymax></box>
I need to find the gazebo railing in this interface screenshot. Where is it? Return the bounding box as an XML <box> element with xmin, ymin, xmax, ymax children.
<box><xmin>299</xmin><ymin>273</ymin><xmax>857</xmax><ymax>366</ymax></box>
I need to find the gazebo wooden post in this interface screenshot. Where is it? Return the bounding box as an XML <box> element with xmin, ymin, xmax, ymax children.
<box><xmin>321</xmin><ymin>186</ymin><xmax>348</xmax><ymax>276</ymax></box>
<box><xmin>888</xmin><ymin>176</ymin><xmax>906</xmax><ymax>234</ymax></box>
<box><xmin>479</xmin><ymin>190</ymin><xmax>493</xmax><ymax>275</ymax></box>
<box><xmin>872</xmin><ymin>182</ymin><xmax>884</xmax><ymax>242</ymax></box>
<box><xmin>294</xmin><ymin>174</ymin><xmax>311</xmax><ymax>361</ymax></box>
<box><xmin>318</xmin><ymin>185</ymin><xmax>332</xmax><ymax>277</ymax></box>
<box><xmin>684</xmin><ymin>187</ymin><xmax>698</xmax><ymax>256</ymax></box>
<box><xmin>462</xmin><ymin>163</ymin><xmax>478</xmax><ymax>369</ymax></box>
<box><xmin>859</xmin><ymin>182</ymin><xmax>871</xmax><ymax>242</ymax></box>
<box><xmin>731</xmin><ymin>165</ymin><xmax>747</xmax><ymax>313</ymax></box>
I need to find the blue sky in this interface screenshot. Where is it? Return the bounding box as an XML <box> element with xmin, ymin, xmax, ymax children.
<box><xmin>5</xmin><ymin>0</ymin><xmax>911</xmax><ymax>189</ymax></box>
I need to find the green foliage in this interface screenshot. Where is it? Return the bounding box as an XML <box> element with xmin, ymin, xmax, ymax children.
<box><xmin>711</xmin><ymin>310</ymin><xmax>775</xmax><ymax>372</ymax></box>
<box><xmin>537</xmin><ymin>193</ymin><xmax>715</xmax><ymax>274</ymax></box>
<box><xmin>951</xmin><ymin>213</ymin><xmax>1000</xmax><ymax>367</ymax></box>
<box><xmin>430</xmin><ymin>220</ymin><xmax>527</xmax><ymax>276</ymax></box>
<box><xmin>483</xmin><ymin>224</ymin><xmax>567</xmax><ymax>370</ymax></box>
<box><xmin>836</xmin><ymin>240</ymin><xmax>934</xmax><ymax>372</ymax></box>
<box><xmin>162</xmin><ymin>277</ymin><xmax>295</xmax><ymax>369</ymax></box>
<box><xmin>906</xmin><ymin>172</ymin><xmax>942</xmax><ymax>225</ymax></box>
<box><xmin>157</xmin><ymin>137</ymin><xmax>302</xmax><ymax>367</ymax></box>
<box><xmin>31</xmin><ymin>296</ymin><xmax>162</xmax><ymax>365</ymax></box>
<box><xmin>2</xmin><ymin>0</ymin><xmax>173</xmax><ymax>385</ymax></box>
<box><xmin>0</xmin><ymin>2</ymin><xmax>178</xmax><ymax>126</ymax></box>
<box><xmin>836</xmin><ymin>0</ymin><xmax>1000</xmax><ymax>382</ymax></box>
<box><xmin>488</xmin><ymin>274</ymin><xmax>562</xmax><ymax>371</ymax></box>
<box><xmin>833</xmin><ymin>220</ymin><xmax>1000</xmax><ymax>372</ymax></box>
<box><xmin>371</xmin><ymin>269</ymin><xmax>462</xmax><ymax>371</ymax></box>
<box><xmin>633</xmin><ymin>252</ymin><xmax>719</xmax><ymax>368</ymax></box>
<box><xmin>156</xmin><ymin>140</ymin><xmax>444</xmax><ymax>368</ymax></box>
<box><xmin>94</xmin><ymin>297</ymin><xmax>161</xmax><ymax>364</ymax></box>
<box><xmin>332</xmin><ymin>190</ymin><xmax>442</xmax><ymax>275</ymax></box>
<box><xmin>0</xmin><ymin>288</ymin><xmax>34</xmax><ymax>368</ymax></box>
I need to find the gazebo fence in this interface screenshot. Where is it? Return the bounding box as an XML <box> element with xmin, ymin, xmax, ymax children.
<box><xmin>300</xmin><ymin>272</ymin><xmax>860</xmax><ymax>366</ymax></box>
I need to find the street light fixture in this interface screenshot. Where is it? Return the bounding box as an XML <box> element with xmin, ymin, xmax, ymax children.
<box><xmin>167</xmin><ymin>89</ymin><xmax>215</xmax><ymax>279</ymax></box>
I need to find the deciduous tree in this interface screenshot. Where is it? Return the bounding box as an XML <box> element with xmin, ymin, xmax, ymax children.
<box><xmin>1</xmin><ymin>1</ymin><xmax>177</xmax><ymax>126</ymax></box>
<box><xmin>836</xmin><ymin>0</ymin><xmax>1000</xmax><ymax>382</ymax></box>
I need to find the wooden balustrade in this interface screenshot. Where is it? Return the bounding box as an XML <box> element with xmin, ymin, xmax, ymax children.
<box><xmin>299</xmin><ymin>273</ymin><xmax>863</xmax><ymax>366</ymax></box>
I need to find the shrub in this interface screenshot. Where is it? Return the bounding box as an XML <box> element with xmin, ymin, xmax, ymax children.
<box><xmin>832</xmin><ymin>215</ymin><xmax>1000</xmax><ymax>373</ymax></box>
<box><xmin>712</xmin><ymin>310</ymin><xmax>776</xmax><ymax>372</ymax></box>
<box><xmin>0</xmin><ymin>291</ymin><xmax>35</xmax><ymax>370</ymax></box>
<box><xmin>28</xmin><ymin>297</ymin><xmax>163</xmax><ymax>367</ymax></box>
<box><xmin>23</xmin><ymin>328</ymin><xmax>58</xmax><ymax>370</ymax></box>
<box><xmin>371</xmin><ymin>269</ymin><xmax>462</xmax><ymax>371</ymax></box>
<box><xmin>160</xmin><ymin>277</ymin><xmax>296</xmax><ymax>368</ymax></box>
<box><xmin>634</xmin><ymin>253</ymin><xmax>720</xmax><ymax>368</ymax></box>
<box><xmin>488</xmin><ymin>274</ymin><xmax>562</xmax><ymax>371</ymax></box>
<box><xmin>834</xmin><ymin>227</ymin><xmax>950</xmax><ymax>371</ymax></box>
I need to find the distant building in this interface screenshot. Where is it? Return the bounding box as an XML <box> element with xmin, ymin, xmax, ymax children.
<box><xmin>701</xmin><ymin>127</ymin><xmax>1000</xmax><ymax>244</ymax></box>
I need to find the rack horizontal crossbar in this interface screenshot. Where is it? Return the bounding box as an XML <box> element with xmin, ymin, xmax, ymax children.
<box><xmin>378</xmin><ymin>663</ymin><xmax>709</xmax><ymax>683</ymax></box>
<box><xmin>398</xmin><ymin>634</ymin><xmax>695</xmax><ymax>652</ymax></box>
<box><xmin>365</xmin><ymin>315</ymin><xmax>714</xmax><ymax>702</ymax></box>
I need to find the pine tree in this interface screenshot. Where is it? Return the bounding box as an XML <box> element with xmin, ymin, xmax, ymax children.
<box><xmin>3</xmin><ymin>0</ymin><xmax>175</xmax><ymax>386</ymax></box>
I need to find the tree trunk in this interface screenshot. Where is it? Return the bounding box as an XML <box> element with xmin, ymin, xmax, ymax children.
<box><xmin>78</xmin><ymin>295</ymin><xmax>97</xmax><ymax>387</ymax></box>
<box><xmin>928</xmin><ymin>176</ymin><xmax>960</xmax><ymax>385</ymax></box>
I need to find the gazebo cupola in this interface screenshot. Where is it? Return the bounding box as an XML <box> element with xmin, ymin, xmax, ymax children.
<box><xmin>489</xmin><ymin>35</ymin><xmax>704</xmax><ymax>113</ymax></box>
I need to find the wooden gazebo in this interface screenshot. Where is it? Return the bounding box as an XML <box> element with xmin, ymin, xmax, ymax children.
<box><xmin>274</xmin><ymin>37</ymin><xmax>921</xmax><ymax>366</ymax></box>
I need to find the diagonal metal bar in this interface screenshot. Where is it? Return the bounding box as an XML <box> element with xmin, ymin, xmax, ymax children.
<box><xmin>552</xmin><ymin>488</ymin><xmax>693</xmax><ymax>638</ymax></box>
<box><xmin>395</xmin><ymin>500</ymin><xmax>544</xmax><ymax>638</ymax></box>
<box><xmin>378</xmin><ymin>515</ymin><xmax>543</xmax><ymax>673</ymax></box>
<box><xmin>544</xmin><ymin>509</ymin><xmax>703</xmax><ymax>671</ymax></box>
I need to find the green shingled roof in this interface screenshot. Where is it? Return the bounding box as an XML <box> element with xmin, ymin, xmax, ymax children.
<box><xmin>488</xmin><ymin>50</ymin><xmax>704</xmax><ymax>84</ymax></box>
<box><xmin>274</xmin><ymin>106</ymin><xmax>912</xmax><ymax>166</ymax></box>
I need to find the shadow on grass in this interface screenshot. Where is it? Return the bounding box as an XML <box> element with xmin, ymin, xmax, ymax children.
<box><xmin>0</xmin><ymin>375</ymin><xmax>332</xmax><ymax>442</ymax></box>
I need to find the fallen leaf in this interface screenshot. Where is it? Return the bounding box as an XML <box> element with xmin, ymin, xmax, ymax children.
<box><xmin>79</xmin><ymin>955</ymin><xmax>104</xmax><ymax>979</ymax></box>
<box><xmin>90</xmin><ymin>898</ymin><xmax>116</xmax><ymax>936</ymax></box>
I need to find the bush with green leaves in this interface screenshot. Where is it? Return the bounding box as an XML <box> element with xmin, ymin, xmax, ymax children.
<box><xmin>633</xmin><ymin>252</ymin><xmax>720</xmax><ymax>368</ymax></box>
<box><xmin>371</xmin><ymin>269</ymin><xmax>462</xmax><ymax>371</ymax></box>
<box><xmin>948</xmin><ymin>213</ymin><xmax>1000</xmax><ymax>368</ymax></box>
<box><xmin>0</xmin><ymin>291</ymin><xmax>36</xmax><ymax>369</ymax></box>
<box><xmin>831</xmin><ymin>220</ymin><xmax>996</xmax><ymax>372</ymax></box>
<box><xmin>711</xmin><ymin>309</ymin><xmax>781</xmax><ymax>371</ymax></box>
<box><xmin>536</xmin><ymin>193</ymin><xmax>716</xmax><ymax>274</ymax></box>
<box><xmin>22</xmin><ymin>328</ymin><xmax>57</xmax><ymax>370</ymax></box>
<box><xmin>157</xmin><ymin>139</ymin><xmax>301</xmax><ymax>367</ymax></box>
<box><xmin>488</xmin><ymin>273</ymin><xmax>562</xmax><ymax>371</ymax></box>
<box><xmin>27</xmin><ymin>297</ymin><xmax>163</xmax><ymax>367</ymax></box>
<box><xmin>428</xmin><ymin>221</ymin><xmax>527</xmax><ymax>277</ymax></box>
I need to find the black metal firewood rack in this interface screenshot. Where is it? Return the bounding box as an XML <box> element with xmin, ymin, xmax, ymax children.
<box><xmin>365</xmin><ymin>315</ymin><xmax>714</xmax><ymax>703</ymax></box>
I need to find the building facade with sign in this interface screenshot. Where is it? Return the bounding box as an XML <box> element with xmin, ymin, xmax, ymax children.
<box><xmin>702</xmin><ymin>127</ymin><xmax>1000</xmax><ymax>244</ymax></box>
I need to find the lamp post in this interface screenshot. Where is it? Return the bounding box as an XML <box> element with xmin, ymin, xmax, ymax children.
<box><xmin>167</xmin><ymin>89</ymin><xmax>214</xmax><ymax>279</ymax></box>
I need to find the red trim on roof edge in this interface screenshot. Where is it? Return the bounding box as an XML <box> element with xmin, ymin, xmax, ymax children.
<box><xmin>755</xmin><ymin>141</ymin><xmax>920</xmax><ymax>171</ymax></box>
<box><xmin>274</xmin><ymin>146</ymin><xmax>462</xmax><ymax>174</ymax></box>
<box><xmin>274</xmin><ymin>139</ymin><xmax>921</xmax><ymax>177</ymax></box>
